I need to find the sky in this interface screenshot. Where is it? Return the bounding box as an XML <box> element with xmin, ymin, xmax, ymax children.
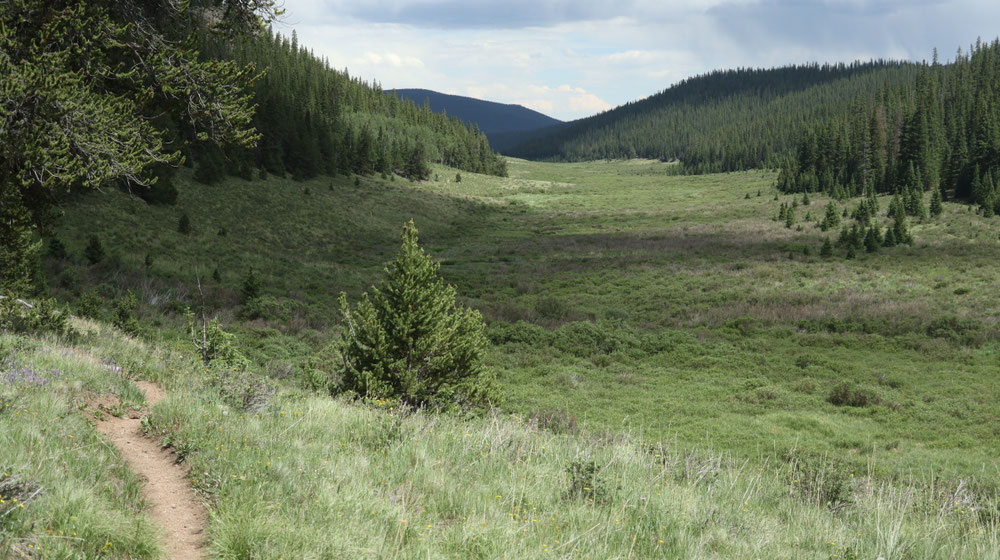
<box><xmin>275</xmin><ymin>0</ymin><xmax>1000</xmax><ymax>121</ymax></box>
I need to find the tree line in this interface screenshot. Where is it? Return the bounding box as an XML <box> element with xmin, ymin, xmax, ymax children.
<box><xmin>506</xmin><ymin>61</ymin><xmax>919</xmax><ymax>173</ymax></box>
<box><xmin>778</xmin><ymin>39</ymin><xmax>1000</xmax><ymax>214</ymax></box>
<box><xmin>190</xmin><ymin>29</ymin><xmax>507</xmax><ymax>185</ymax></box>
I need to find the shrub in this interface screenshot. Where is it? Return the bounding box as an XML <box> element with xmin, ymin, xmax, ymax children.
<box><xmin>336</xmin><ymin>220</ymin><xmax>499</xmax><ymax>410</ymax></box>
<box><xmin>76</xmin><ymin>290</ymin><xmax>103</xmax><ymax>320</ymax></box>
<box><xmin>786</xmin><ymin>452</ymin><xmax>854</xmax><ymax>511</ymax></box>
<box><xmin>566</xmin><ymin>459</ymin><xmax>615</xmax><ymax>504</ymax></box>
<box><xmin>187</xmin><ymin>310</ymin><xmax>248</xmax><ymax>368</ymax></box>
<box><xmin>112</xmin><ymin>290</ymin><xmax>140</xmax><ymax>336</ymax></box>
<box><xmin>530</xmin><ymin>408</ymin><xmax>579</xmax><ymax>435</ymax></box>
<box><xmin>827</xmin><ymin>382</ymin><xmax>878</xmax><ymax>407</ymax></box>
<box><xmin>0</xmin><ymin>297</ymin><xmax>70</xmax><ymax>336</ymax></box>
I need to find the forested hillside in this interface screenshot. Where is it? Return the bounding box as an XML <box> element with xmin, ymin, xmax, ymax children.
<box><xmin>189</xmin><ymin>31</ymin><xmax>507</xmax><ymax>185</ymax></box>
<box><xmin>507</xmin><ymin>62</ymin><xmax>919</xmax><ymax>173</ymax></box>
<box><xmin>389</xmin><ymin>89</ymin><xmax>562</xmax><ymax>135</ymax></box>
<box><xmin>779</xmin><ymin>39</ymin><xmax>1000</xmax><ymax>212</ymax></box>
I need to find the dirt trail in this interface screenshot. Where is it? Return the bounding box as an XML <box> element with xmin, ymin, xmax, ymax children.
<box><xmin>93</xmin><ymin>381</ymin><xmax>206</xmax><ymax>560</ymax></box>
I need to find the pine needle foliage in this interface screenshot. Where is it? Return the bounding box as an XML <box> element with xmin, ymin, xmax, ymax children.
<box><xmin>336</xmin><ymin>221</ymin><xmax>499</xmax><ymax>410</ymax></box>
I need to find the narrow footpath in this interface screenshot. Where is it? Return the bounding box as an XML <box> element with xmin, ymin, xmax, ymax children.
<box><xmin>93</xmin><ymin>381</ymin><xmax>206</xmax><ymax>560</ymax></box>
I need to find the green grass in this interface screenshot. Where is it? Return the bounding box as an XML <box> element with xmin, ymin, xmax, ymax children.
<box><xmin>0</xmin><ymin>323</ymin><xmax>160</xmax><ymax>558</ymax></box>
<box><xmin>50</xmin><ymin>159</ymin><xmax>1000</xmax><ymax>483</ymax></box>
<box><xmin>2</xmin><ymin>324</ymin><xmax>997</xmax><ymax>558</ymax></box>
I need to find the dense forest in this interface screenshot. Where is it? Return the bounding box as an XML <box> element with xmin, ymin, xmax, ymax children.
<box><xmin>506</xmin><ymin>62</ymin><xmax>920</xmax><ymax>173</ymax></box>
<box><xmin>183</xmin><ymin>30</ymin><xmax>507</xmax><ymax>188</ymax></box>
<box><xmin>778</xmin><ymin>40</ymin><xmax>1000</xmax><ymax>214</ymax></box>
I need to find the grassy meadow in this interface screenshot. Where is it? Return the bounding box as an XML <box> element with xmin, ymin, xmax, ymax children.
<box><xmin>4</xmin><ymin>157</ymin><xmax>996</xmax><ymax>557</ymax></box>
<box><xmin>2</xmin><ymin>323</ymin><xmax>998</xmax><ymax>559</ymax></box>
<box><xmin>51</xmin><ymin>158</ymin><xmax>1000</xmax><ymax>477</ymax></box>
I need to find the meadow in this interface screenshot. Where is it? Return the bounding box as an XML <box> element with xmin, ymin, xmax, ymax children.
<box><xmin>51</xmin><ymin>158</ymin><xmax>1000</xmax><ymax>477</ymax></box>
<box><xmin>4</xmin><ymin>157</ymin><xmax>996</xmax><ymax>557</ymax></box>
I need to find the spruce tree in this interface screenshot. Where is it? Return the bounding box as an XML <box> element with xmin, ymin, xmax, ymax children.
<box><xmin>785</xmin><ymin>208</ymin><xmax>795</xmax><ymax>228</ymax></box>
<box><xmin>820</xmin><ymin>237</ymin><xmax>833</xmax><ymax>258</ymax></box>
<box><xmin>84</xmin><ymin>235</ymin><xmax>105</xmax><ymax>265</ymax></box>
<box><xmin>240</xmin><ymin>269</ymin><xmax>261</xmax><ymax>304</ymax></box>
<box><xmin>821</xmin><ymin>202</ymin><xmax>840</xmax><ymax>231</ymax></box>
<box><xmin>892</xmin><ymin>204</ymin><xmax>912</xmax><ymax>244</ymax></box>
<box><xmin>883</xmin><ymin>226</ymin><xmax>897</xmax><ymax>247</ymax></box>
<box><xmin>178</xmin><ymin>213</ymin><xmax>192</xmax><ymax>234</ymax></box>
<box><xmin>930</xmin><ymin>187</ymin><xmax>943</xmax><ymax>217</ymax></box>
<box><xmin>47</xmin><ymin>238</ymin><xmax>68</xmax><ymax>261</ymax></box>
<box><xmin>336</xmin><ymin>220</ymin><xmax>499</xmax><ymax>410</ymax></box>
<box><xmin>864</xmin><ymin>226</ymin><xmax>881</xmax><ymax>253</ymax></box>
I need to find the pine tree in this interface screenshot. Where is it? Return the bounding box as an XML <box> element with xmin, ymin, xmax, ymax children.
<box><xmin>930</xmin><ymin>187</ymin><xmax>943</xmax><ymax>217</ymax></box>
<box><xmin>785</xmin><ymin>208</ymin><xmax>795</xmax><ymax>228</ymax></box>
<box><xmin>84</xmin><ymin>235</ymin><xmax>105</xmax><ymax>265</ymax></box>
<box><xmin>178</xmin><ymin>213</ymin><xmax>192</xmax><ymax>234</ymax></box>
<box><xmin>820</xmin><ymin>202</ymin><xmax>840</xmax><ymax>231</ymax></box>
<box><xmin>240</xmin><ymin>269</ymin><xmax>261</xmax><ymax>304</ymax></box>
<box><xmin>820</xmin><ymin>237</ymin><xmax>833</xmax><ymax>258</ymax></box>
<box><xmin>892</xmin><ymin>203</ymin><xmax>912</xmax><ymax>244</ymax></box>
<box><xmin>846</xmin><ymin>244</ymin><xmax>856</xmax><ymax>259</ymax></box>
<box><xmin>864</xmin><ymin>226</ymin><xmax>881</xmax><ymax>252</ymax></box>
<box><xmin>404</xmin><ymin>143</ymin><xmax>431</xmax><ymax>181</ymax></box>
<box><xmin>883</xmin><ymin>225</ymin><xmax>897</xmax><ymax>247</ymax></box>
<box><xmin>113</xmin><ymin>290</ymin><xmax>140</xmax><ymax>336</ymax></box>
<box><xmin>0</xmin><ymin>0</ymin><xmax>278</xmax><ymax>292</ymax></box>
<box><xmin>47</xmin><ymin>238</ymin><xmax>68</xmax><ymax>260</ymax></box>
<box><xmin>336</xmin><ymin>220</ymin><xmax>499</xmax><ymax>410</ymax></box>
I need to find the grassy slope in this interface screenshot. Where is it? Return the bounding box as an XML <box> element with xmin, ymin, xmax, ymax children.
<box><xmin>3</xmin><ymin>324</ymin><xmax>997</xmax><ymax>559</ymax></box>
<box><xmin>49</xmin><ymin>159</ymin><xmax>1000</xmax><ymax>483</ymax></box>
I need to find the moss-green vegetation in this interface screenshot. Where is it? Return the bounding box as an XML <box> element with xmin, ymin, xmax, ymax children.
<box><xmin>2</xmin><ymin>322</ymin><xmax>997</xmax><ymax>558</ymax></box>
<box><xmin>49</xmin><ymin>159</ymin><xmax>1000</xmax><ymax>485</ymax></box>
<box><xmin>0</xmin><ymin>325</ymin><xmax>160</xmax><ymax>558</ymax></box>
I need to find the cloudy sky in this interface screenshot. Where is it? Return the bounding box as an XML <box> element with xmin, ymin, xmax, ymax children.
<box><xmin>276</xmin><ymin>0</ymin><xmax>1000</xmax><ymax>121</ymax></box>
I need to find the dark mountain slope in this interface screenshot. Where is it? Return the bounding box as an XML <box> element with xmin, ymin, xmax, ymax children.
<box><xmin>390</xmin><ymin>89</ymin><xmax>562</xmax><ymax>135</ymax></box>
<box><xmin>506</xmin><ymin>61</ymin><xmax>920</xmax><ymax>173</ymax></box>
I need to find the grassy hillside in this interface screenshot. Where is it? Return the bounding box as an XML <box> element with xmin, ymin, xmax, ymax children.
<box><xmin>2</xmin><ymin>322</ymin><xmax>997</xmax><ymax>558</ymax></box>
<box><xmin>44</xmin><ymin>159</ymin><xmax>1000</xmax><ymax>485</ymax></box>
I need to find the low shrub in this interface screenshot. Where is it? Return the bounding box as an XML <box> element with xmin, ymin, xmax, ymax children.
<box><xmin>827</xmin><ymin>382</ymin><xmax>879</xmax><ymax>408</ymax></box>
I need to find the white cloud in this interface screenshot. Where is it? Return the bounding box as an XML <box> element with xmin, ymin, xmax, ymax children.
<box><xmin>277</xmin><ymin>0</ymin><xmax>1000</xmax><ymax>121</ymax></box>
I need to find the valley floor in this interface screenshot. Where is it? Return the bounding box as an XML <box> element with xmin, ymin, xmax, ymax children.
<box><xmin>5</xmin><ymin>158</ymin><xmax>998</xmax><ymax>557</ymax></box>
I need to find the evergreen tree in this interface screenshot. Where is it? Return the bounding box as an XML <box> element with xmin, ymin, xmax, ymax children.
<box><xmin>892</xmin><ymin>203</ymin><xmax>912</xmax><ymax>244</ymax></box>
<box><xmin>47</xmin><ymin>238</ymin><xmax>68</xmax><ymax>261</ymax></box>
<box><xmin>820</xmin><ymin>237</ymin><xmax>833</xmax><ymax>258</ymax></box>
<box><xmin>240</xmin><ymin>269</ymin><xmax>261</xmax><ymax>304</ymax></box>
<box><xmin>846</xmin><ymin>244</ymin><xmax>856</xmax><ymax>259</ymax></box>
<box><xmin>785</xmin><ymin>208</ymin><xmax>795</xmax><ymax>228</ymax></box>
<box><xmin>930</xmin><ymin>187</ymin><xmax>943</xmax><ymax>217</ymax></box>
<box><xmin>0</xmin><ymin>0</ymin><xmax>278</xmax><ymax>293</ymax></box>
<box><xmin>404</xmin><ymin>143</ymin><xmax>431</xmax><ymax>181</ymax></box>
<box><xmin>178</xmin><ymin>213</ymin><xmax>192</xmax><ymax>235</ymax></box>
<box><xmin>113</xmin><ymin>290</ymin><xmax>140</xmax><ymax>336</ymax></box>
<box><xmin>84</xmin><ymin>235</ymin><xmax>105</xmax><ymax>265</ymax></box>
<box><xmin>336</xmin><ymin>221</ymin><xmax>499</xmax><ymax>410</ymax></box>
<box><xmin>864</xmin><ymin>226</ymin><xmax>881</xmax><ymax>252</ymax></box>
<box><xmin>820</xmin><ymin>202</ymin><xmax>841</xmax><ymax>231</ymax></box>
<box><xmin>883</xmin><ymin>225</ymin><xmax>897</xmax><ymax>247</ymax></box>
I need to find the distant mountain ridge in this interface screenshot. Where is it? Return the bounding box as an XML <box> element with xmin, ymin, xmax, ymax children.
<box><xmin>504</xmin><ymin>61</ymin><xmax>921</xmax><ymax>173</ymax></box>
<box><xmin>388</xmin><ymin>88</ymin><xmax>563</xmax><ymax>151</ymax></box>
